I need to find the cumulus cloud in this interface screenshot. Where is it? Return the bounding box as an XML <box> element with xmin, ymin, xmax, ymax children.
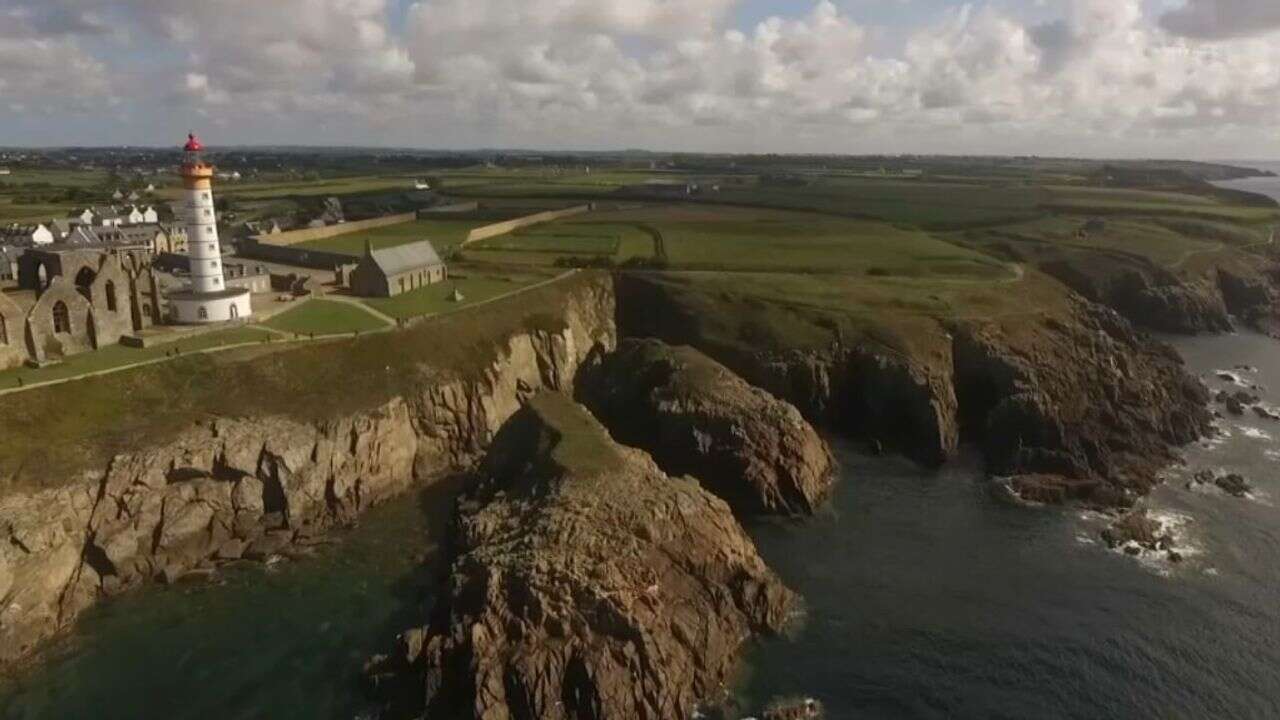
<box><xmin>4</xmin><ymin>0</ymin><xmax>1280</xmax><ymax>155</ymax></box>
<box><xmin>1160</xmin><ymin>0</ymin><xmax>1280</xmax><ymax>40</ymax></box>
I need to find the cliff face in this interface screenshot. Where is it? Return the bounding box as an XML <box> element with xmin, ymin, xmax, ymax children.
<box><xmin>577</xmin><ymin>338</ymin><xmax>835</xmax><ymax>515</ymax></box>
<box><xmin>952</xmin><ymin>299</ymin><xmax>1211</xmax><ymax>505</ymax></box>
<box><xmin>399</xmin><ymin>394</ymin><xmax>795</xmax><ymax>720</ymax></box>
<box><xmin>0</xmin><ymin>278</ymin><xmax>616</xmax><ymax>670</ymax></box>
<box><xmin>615</xmin><ymin>273</ymin><xmax>1210</xmax><ymax>506</ymax></box>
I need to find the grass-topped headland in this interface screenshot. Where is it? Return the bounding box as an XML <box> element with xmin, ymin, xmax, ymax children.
<box><xmin>0</xmin><ymin>271</ymin><xmax>610</xmax><ymax>495</ymax></box>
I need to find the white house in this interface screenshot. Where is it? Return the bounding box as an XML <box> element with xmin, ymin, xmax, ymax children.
<box><xmin>141</xmin><ymin>206</ymin><xmax>159</xmax><ymax>223</ymax></box>
<box><xmin>125</xmin><ymin>206</ymin><xmax>145</xmax><ymax>224</ymax></box>
<box><xmin>111</xmin><ymin>188</ymin><xmax>125</xmax><ymax>201</ymax></box>
<box><xmin>0</xmin><ymin>223</ymin><xmax>54</xmax><ymax>246</ymax></box>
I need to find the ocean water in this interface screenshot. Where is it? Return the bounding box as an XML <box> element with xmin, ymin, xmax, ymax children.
<box><xmin>735</xmin><ymin>331</ymin><xmax>1280</xmax><ymax>719</ymax></box>
<box><xmin>1212</xmin><ymin>161</ymin><xmax>1280</xmax><ymax>203</ymax></box>
<box><xmin>0</xmin><ymin>489</ymin><xmax>446</xmax><ymax>720</ymax></box>
<box><xmin>5</xmin><ymin>336</ymin><xmax>1280</xmax><ymax>719</ymax></box>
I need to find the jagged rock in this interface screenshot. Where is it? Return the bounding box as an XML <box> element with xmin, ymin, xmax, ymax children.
<box><xmin>1226</xmin><ymin>397</ymin><xmax>1246</xmax><ymax>416</ymax></box>
<box><xmin>1102</xmin><ymin>511</ymin><xmax>1165</xmax><ymax>550</ymax></box>
<box><xmin>578</xmin><ymin>338</ymin><xmax>836</xmax><ymax>515</ymax></box>
<box><xmin>397</xmin><ymin>394</ymin><xmax>795</xmax><ymax>720</ymax></box>
<box><xmin>1215</xmin><ymin>473</ymin><xmax>1252</xmax><ymax>498</ymax></box>
<box><xmin>1253</xmin><ymin>406</ymin><xmax>1280</xmax><ymax>421</ymax></box>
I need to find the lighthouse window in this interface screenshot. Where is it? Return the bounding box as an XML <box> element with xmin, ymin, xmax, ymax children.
<box><xmin>209</xmin><ymin>260</ymin><xmax>217</xmax><ymax>268</ymax></box>
<box><xmin>198</xmin><ymin>306</ymin><xmax>208</xmax><ymax>320</ymax></box>
<box><xmin>203</xmin><ymin>193</ymin><xmax>210</xmax><ymax>201</ymax></box>
<box><xmin>203</xmin><ymin>209</ymin><xmax>211</xmax><ymax>217</ymax></box>
<box><xmin>205</xmin><ymin>227</ymin><xmax>213</xmax><ymax>235</ymax></box>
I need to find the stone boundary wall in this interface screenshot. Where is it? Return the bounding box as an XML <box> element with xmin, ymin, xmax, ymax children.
<box><xmin>237</xmin><ymin>238</ymin><xmax>358</xmax><ymax>270</ymax></box>
<box><xmin>254</xmin><ymin>212</ymin><xmax>417</xmax><ymax>247</ymax></box>
<box><xmin>463</xmin><ymin>204</ymin><xmax>592</xmax><ymax>246</ymax></box>
<box><xmin>419</xmin><ymin>202</ymin><xmax>479</xmax><ymax>215</ymax></box>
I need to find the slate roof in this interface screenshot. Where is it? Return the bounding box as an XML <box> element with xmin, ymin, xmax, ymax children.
<box><xmin>365</xmin><ymin>240</ymin><xmax>444</xmax><ymax>276</ymax></box>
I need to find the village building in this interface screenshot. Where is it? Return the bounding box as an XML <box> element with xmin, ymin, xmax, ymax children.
<box><xmin>0</xmin><ymin>224</ymin><xmax>55</xmax><ymax>247</ymax></box>
<box><xmin>0</xmin><ymin>247</ymin><xmax>22</xmax><ymax>282</ymax></box>
<box><xmin>348</xmin><ymin>239</ymin><xmax>447</xmax><ymax>298</ymax></box>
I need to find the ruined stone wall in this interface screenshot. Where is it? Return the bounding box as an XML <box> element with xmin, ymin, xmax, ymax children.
<box><xmin>462</xmin><ymin>204</ymin><xmax>592</xmax><ymax>245</ymax></box>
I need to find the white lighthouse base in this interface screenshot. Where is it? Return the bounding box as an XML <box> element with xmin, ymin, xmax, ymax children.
<box><xmin>168</xmin><ymin>288</ymin><xmax>253</xmax><ymax>325</ymax></box>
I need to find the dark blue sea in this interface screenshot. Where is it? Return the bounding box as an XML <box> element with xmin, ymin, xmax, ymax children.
<box><xmin>4</xmin><ymin>334</ymin><xmax>1280</xmax><ymax>719</ymax></box>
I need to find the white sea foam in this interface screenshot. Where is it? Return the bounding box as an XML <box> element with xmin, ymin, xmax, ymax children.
<box><xmin>1212</xmin><ymin>370</ymin><xmax>1247</xmax><ymax>386</ymax></box>
<box><xmin>1240</xmin><ymin>426</ymin><xmax>1272</xmax><ymax>441</ymax></box>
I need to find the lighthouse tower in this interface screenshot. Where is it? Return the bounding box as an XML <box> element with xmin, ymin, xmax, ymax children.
<box><xmin>167</xmin><ymin>133</ymin><xmax>252</xmax><ymax>324</ymax></box>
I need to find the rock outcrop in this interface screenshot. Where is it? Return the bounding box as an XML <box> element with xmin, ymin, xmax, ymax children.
<box><xmin>0</xmin><ymin>277</ymin><xmax>616</xmax><ymax>670</ymax></box>
<box><xmin>578</xmin><ymin>338</ymin><xmax>835</xmax><ymax>515</ymax></box>
<box><xmin>616</xmin><ymin>273</ymin><xmax>1210</xmax><ymax>508</ymax></box>
<box><xmin>953</xmin><ymin>299</ymin><xmax>1211</xmax><ymax>505</ymax></box>
<box><xmin>382</xmin><ymin>394</ymin><xmax>794</xmax><ymax>720</ymax></box>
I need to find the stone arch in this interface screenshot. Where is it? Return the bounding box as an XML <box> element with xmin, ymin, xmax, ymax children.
<box><xmin>24</xmin><ymin>277</ymin><xmax>94</xmax><ymax>363</ymax></box>
<box><xmin>74</xmin><ymin>267</ymin><xmax>96</xmax><ymax>302</ymax></box>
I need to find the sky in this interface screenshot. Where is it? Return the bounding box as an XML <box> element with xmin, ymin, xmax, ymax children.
<box><xmin>1</xmin><ymin>0</ymin><xmax>1279</xmax><ymax>158</ymax></box>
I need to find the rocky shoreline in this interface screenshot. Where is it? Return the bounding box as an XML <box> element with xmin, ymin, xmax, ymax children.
<box><xmin>0</xmin><ymin>267</ymin><xmax>1257</xmax><ymax>717</ymax></box>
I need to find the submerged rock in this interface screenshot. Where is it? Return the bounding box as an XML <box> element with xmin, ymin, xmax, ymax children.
<box><xmin>395</xmin><ymin>394</ymin><xmax>795</xmax><ymax>720</ymax></box>
<box><xmin>1102</xmin><ymin>510</ymin><xmax>1171</xmax><ymax>551</ymax></box>
<box><xmin>578</xmin><ymin>338</ymin><xmax>836</xmax><ymax>515</ymax></box>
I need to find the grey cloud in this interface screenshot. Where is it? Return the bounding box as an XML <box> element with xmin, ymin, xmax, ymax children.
<box><xmin>1160</xmin><ymin>0</ymin><xmax>1280</xmax><ymax>40</ymax></box>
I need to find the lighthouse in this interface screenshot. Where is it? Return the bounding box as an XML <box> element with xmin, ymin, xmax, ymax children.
<box><xmin>167</xmin><ymin>133</ymin><xmax>252</xmax><ymax>324</ymax></box>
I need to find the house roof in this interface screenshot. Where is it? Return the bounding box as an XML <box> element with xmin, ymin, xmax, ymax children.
<box><xmin>364</xmin><ymin>240</ymin><xmax>444</xmax><ymax>276</ymax></box>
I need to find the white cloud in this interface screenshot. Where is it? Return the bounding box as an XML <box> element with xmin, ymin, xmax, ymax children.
<box><xmin>3</xmin><ymin>0</ymin><xmax>1280</xmax><ymax>155</ymax></box>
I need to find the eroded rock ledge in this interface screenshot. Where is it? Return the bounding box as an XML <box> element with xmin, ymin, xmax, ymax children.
<box><xmin>577</xmin><ymin>338</ymin><xmax>835</xmax><ymax>516</ymax></box>
<box><xmin>377</xmin><ymin>393</ymin><xmax>794</xmax><ymax>720</ymax></box>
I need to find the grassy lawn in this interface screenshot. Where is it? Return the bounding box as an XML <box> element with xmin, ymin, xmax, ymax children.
<box><xmin>464</xmin><ymin>219</ymin><xmax>656</xmax><ymax>266</ymax></box>
<box><xmin>295</xmin><ymin>218</ymin><xmax>495</xmax><ymax>256</ymax></box>
<box><xmin>0</xmin><ymin>327</ymin><xmax>272</xmax><ymax>391</ymax></box>
<box><xmin>263</xmin><ymin>299</ymin><xmax>389</xmax><ymax>335</ymax></box>
<box><xmin>584</xmin><ymin>204</ymin><xmax>1011</xmax><ymax>278</ymax></box>
<box><xmin>359</xmin><ymin>271</ymin><xmax>552</xmax><ymax>320</ymax></box>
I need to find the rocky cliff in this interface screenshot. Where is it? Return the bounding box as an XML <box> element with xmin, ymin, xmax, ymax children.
<box><xmin>577</xmin><ymin>338</ymin><xmax>835</xmax><ymax>515</ymax></box>
<box><xmin>379</xmin><ymin>393</ymin><xmax>794</xmax><ymax>720</ymax></box>
<box><xmin>0</xmin><ymin>275</ymin><xmax>616</xmax><ymax>670</ymax></box>
<box><xmin>616</xmin><ymin>273</ymin><xmax>1210</xmax><ymax>507</ymax></box>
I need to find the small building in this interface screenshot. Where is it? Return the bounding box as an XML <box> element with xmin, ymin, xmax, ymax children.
<box><xmin>1</xmin><ymin>223</ymin><xmax>54</xmax><ymax>247</ymax></box>
<box><xmin>349</xmin><ymin>239</ymin><xmax>447</xmax><ymax>298</ymax></box>
<box><xmin>0</xmin><ymin>168</ymin><xmax>11</xmax><ymax>176</ymax></box>
<box><xmin>0</xmin><ymin>246</ymin><xmax>22</xmax><ymax>282</ymax></box>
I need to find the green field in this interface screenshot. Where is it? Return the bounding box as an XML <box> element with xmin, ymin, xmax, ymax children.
<box><xmin>0</xmin><ymin>327</ymin><xmax>272</xmax><ymax>391</ymax></box>
<box><xmin>263</xmin><ymin>299</ymin><xmax>389</xmax><ymax>335</ymax></box>
<box><xmin>573</xmin><ymin>205</ymin><xmax>1012</xmax><ymax>278</ymax></box>
<box><xmin>359</xmin><ymin>271</ymin><xmax>555</xmax><ymax>320</ymax></box>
